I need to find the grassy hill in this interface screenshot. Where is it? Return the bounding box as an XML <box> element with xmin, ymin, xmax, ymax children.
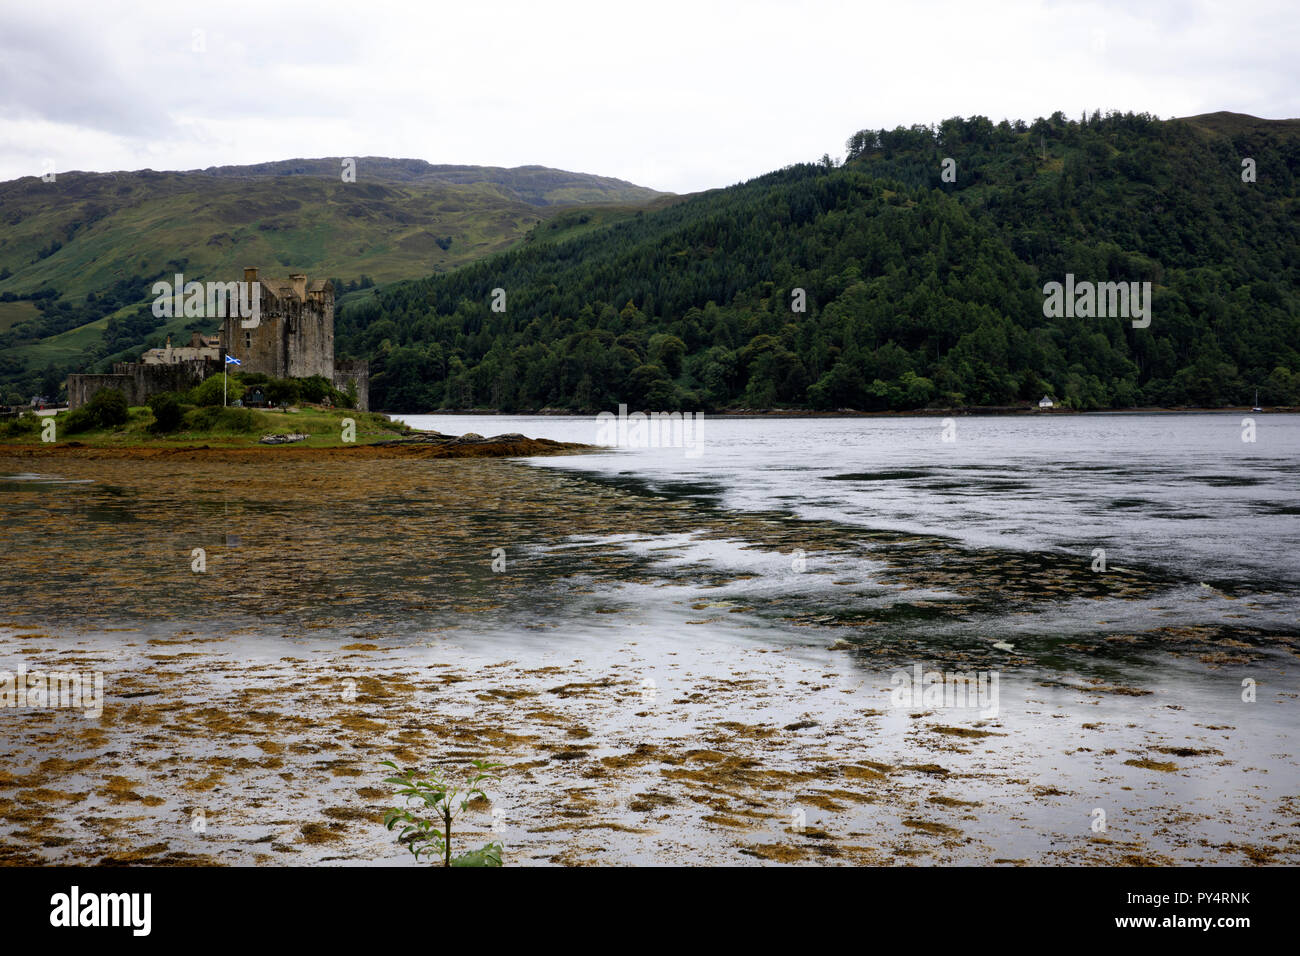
<box><xmin>337</xmin><ymin>110</ymin><xmax>1300</xmax><ymax>413</ymax></box>
<box><xmin>189</xmin><ymin>158</ymin><xmax>665</xmax><ymax>205</ymax></box>
<box><xmin>1178</xmin><ymin>110</ymin><xmax>1300</xmax><ymax>139</ymax></box>
<box><xmin>0</xmin><ymin>301</ymin><xmax>38</xmax><ymax>333</ymax></box>
<box><xmin>0</xmin><ymin>160</ymin><xmax>667</xmax><ymax>297</ymax></box>
<box><xmin>0</xmin><ymin>160</ymin><xmax>667</xmax><ymax>400</ymax></box>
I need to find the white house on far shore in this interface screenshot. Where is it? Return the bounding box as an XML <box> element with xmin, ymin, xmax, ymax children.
<box><xmin>1038</xmin><ymin>395</ymin><xmax>1055</xmax><ymax>408</ymax></box>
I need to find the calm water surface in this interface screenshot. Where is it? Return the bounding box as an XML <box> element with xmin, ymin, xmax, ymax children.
<box><xmin>404</xmin><ymin>412</ymin><xmax>1299</xmax><ymax>586</ymax></box>
<box><xmin>403</xmin><ymin>412</ymin><xmax>1300</xmax><ymax>639</ymax></box>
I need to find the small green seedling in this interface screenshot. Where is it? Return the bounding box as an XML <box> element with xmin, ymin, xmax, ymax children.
<box><xmin>382</xmin><ymin>758</ymin><xmax>504</xmax><ymax>867</ymax></box>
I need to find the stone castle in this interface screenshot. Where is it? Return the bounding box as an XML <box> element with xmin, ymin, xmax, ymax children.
<box><xmin>67</xmin><ymin>268</ymin><xmax>368</xmax><ymax>411</ymax></box>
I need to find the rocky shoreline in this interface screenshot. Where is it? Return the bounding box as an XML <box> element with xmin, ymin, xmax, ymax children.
<box><xmin>0</xmin><ymin>433</ymin><xmax>594</xmax><ymax>461</ymax></box>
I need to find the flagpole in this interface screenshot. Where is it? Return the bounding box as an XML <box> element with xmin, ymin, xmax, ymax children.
<box><xmin>222</xmin><ymin>353</ymin><xmax>240</xmax><ymax>403</ymax></box>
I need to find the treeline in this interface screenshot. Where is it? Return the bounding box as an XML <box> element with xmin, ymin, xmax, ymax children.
<box><xmin>328</xmin><ymin>275</ymin><xmax>377</xmax><ymax>294</ymax></box>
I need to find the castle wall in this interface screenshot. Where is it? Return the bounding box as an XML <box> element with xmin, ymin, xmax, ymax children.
<box><xmin>67</xmin><ymin>374</ymin><xmax>134</xmax><ymax>409</ymax></box>
<box><xmin>286</xmin><ymin>292</ymin><xmax>334</xmax><ymax>379</ymax></box>
<box><xmin>333</xmin><ymin>359</ymin><xmax>370</xmax><ymax>412</ymax></box>
<box><xmin>222</xmin><ymin>310</ymin><xmax>285</xmax><ymax>378</ymax></box>
<box><xmin>67</xmin><ymin>361</ymin><xmax>213</xmax><ymax>409</ymax></box>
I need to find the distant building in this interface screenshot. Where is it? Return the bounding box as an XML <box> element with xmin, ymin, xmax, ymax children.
<box><xmin>1038</xmin><ymin>395</ymin><xmax>1055</xmax><ymax>409</ymax></box>
<box><xmin>141</xmin><ymin>332</ymin><xmax>220</xmax><ymax>365</ymax></box>
<box><xmin>67</xmin><ymin>267</ymin><xmax>368</xmax><ymax>411</ymax></box>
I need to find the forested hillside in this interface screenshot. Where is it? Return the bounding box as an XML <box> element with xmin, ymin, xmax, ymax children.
<box><xmin>339</xmin><ymin>110</ymin><xmax>1300</xmax><ymax>412</ymax></box>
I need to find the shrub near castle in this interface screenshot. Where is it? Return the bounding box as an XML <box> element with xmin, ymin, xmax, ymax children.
<box><xmin>146</xmin><ymin>392</ymin><xmax>185</xmax><ymax>433</ymax></box>
<box><xmin>8</xmin><ymin>386</ymin><xmax>400</xmax><ymax>446</ymax></box>
<box><xmin>63</xmin><ymin>388</ymin><xmax>128</xmax><ymax>433</ymax></box>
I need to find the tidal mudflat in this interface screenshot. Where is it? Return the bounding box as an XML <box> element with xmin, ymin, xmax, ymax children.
<box><xmin>0</xmin><ymin>448</ymin><xmax>1296</xmax><ymax>865</ymax></box>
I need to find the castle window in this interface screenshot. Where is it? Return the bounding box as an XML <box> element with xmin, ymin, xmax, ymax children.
<box><xmin>244</xmin><ymin>332</ymin><xmax>252</xmax><ymax>349</ymax></box>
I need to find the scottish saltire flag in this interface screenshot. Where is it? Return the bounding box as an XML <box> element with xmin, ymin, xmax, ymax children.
<box><xmin>225</xmin><ymin>355</ymin><xmax>242</xmax><ymax>366</ymax></box>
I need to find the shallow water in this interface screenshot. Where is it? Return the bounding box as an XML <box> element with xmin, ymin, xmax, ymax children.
<box><xmin>406</xmin><ymin>412</ymin><xmax>1300</xmax><ymax>587</ymax></box>
<box><xmin>0</xmin><ymin>413</ymin><xmax>1296</xmax><ymax>865</ymax></box>
<box><xmin>403</xmin><ymin>413</ymin><xmax>1300</xmax><ymax>643</ymax></box>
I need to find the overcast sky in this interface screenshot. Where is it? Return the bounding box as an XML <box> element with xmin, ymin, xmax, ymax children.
<box><xmin>1</xmin><ymin>0</ymin><xmax>1295</xmax><ymax>194</ymax></box>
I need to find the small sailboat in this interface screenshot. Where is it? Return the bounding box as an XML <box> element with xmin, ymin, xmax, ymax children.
<box><xmin>1252</xmin><ymin>388</ymin><xmax>1262</xmax><ymax>413</ymax></box>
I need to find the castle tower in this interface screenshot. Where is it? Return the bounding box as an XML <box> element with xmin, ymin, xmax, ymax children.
<box><xmin>219</xmin><ymin>269</ymin><xmax>334</xmax><ymax>380</ymax></box>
